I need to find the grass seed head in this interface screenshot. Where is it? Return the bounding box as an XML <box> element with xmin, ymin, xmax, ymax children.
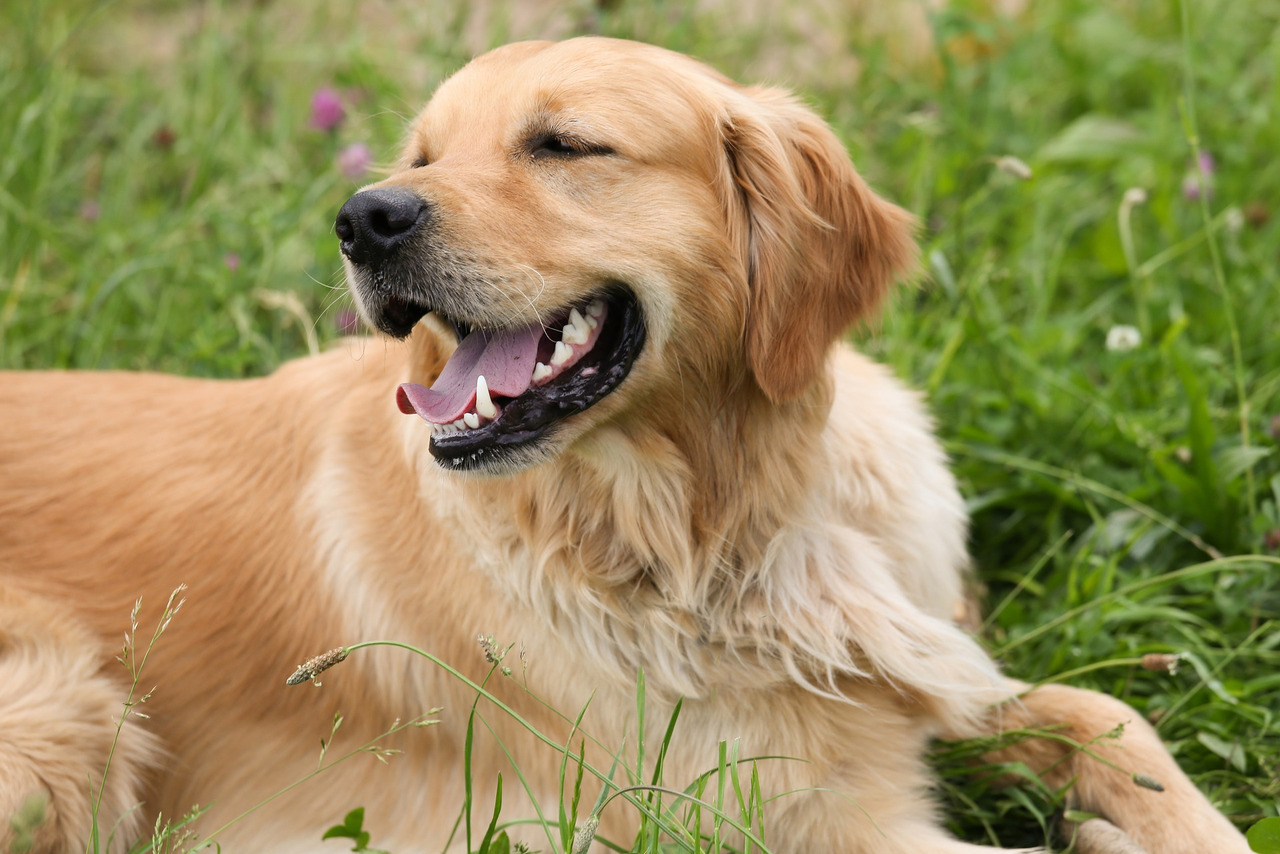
<box><xmin>1132</xmin><ymin>772</ymin><xmax>1165</xmax><ymax>792</ymax></box>
<box><xmin>994</xmin><ymin>155</ymin><xmax>1033</xmax><ymax>180</ymax></box>
<box><xmin>287</xmin><ymin>647</ymin><xmax>349</xmax><ymax>686</ymax></box>
<box><xmin>478</xmin><ymin>634</ymin><xmax>505</xmax><ymax>664</ymax></box>
<box><xmin>571</xmin><ymin>814</ymin><xmax>600</xmax><ymax>854</ymax></box>
<box><xmin>1140</xmin><ymin>653</ymin><xmax>1181</xmax><ymax>674</ymax></box>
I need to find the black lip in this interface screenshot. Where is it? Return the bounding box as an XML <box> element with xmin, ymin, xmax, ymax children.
<box><xmin>428</xmin><ymin>288</ymin><xmax>646</xmax><ymax>471</ymax></box>
<box><xmin>378</xmin><ymin>293</ymin><xmax>432</xmax><ymax>338</ymax></box>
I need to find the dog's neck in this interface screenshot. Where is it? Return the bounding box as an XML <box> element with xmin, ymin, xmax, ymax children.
<box><xmin>432</xmin><ymin>369</ymin><xmax>837</xmax><ymax>698</ymax></box>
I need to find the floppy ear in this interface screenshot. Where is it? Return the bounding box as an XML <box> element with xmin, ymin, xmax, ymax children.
<box><xmin>722</xmin><ymin>87</ymin><xmax>917</xmax><ymax>402</ymax></box>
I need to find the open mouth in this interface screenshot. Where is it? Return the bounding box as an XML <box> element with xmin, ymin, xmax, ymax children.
<box><xmin>395</xmin><ymin>288</ymin><xmax>645</xmax><ymax>470</ymax></box>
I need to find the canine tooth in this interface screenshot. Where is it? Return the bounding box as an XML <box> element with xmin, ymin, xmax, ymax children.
<box><xmin>550</xmin><ymin>340</ymin><xmax>573</xmax><ymax>367</ymax></box>
<box><xmin>532</xmin><ymin>362</ymin><xmax>552</xmax><ymax>384</ymax></box>
<box><xmin>463</xmin><ymin>412</ymin><xmax>480</xmax><ymax>429</ymax></box>
<box><xmin>571</xmin><ymin>305</ymin><xmax>597</xmax><ymax>332</ymax></box>
<box><xmin>586</xmin><ymin>299</ymin><xmax>604</xmax><ymax>319</ymax></box>
<box><xmin>475</xmin><ymin>375</ymin><xmax>497</xmax><ymax>419</ymax></box>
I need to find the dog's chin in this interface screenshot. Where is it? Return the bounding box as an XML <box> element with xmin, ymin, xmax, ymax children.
<box><xmin>370</xmin><ymin>285</ymin><xmax>647</xmax><ymax>476</ymax></box>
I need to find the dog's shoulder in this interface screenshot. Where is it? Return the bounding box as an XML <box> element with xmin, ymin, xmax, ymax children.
<box><xmin>822</xmin><ymin>344</ymin><xmax>970</xmax><ymax>621</ymax></box>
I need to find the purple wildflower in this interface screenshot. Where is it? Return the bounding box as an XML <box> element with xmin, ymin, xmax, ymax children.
<box><xmin>1182</xmin><ymin>151</ymin><xmax>1215</xmax><ymax>201</ymax></box>
<box><xmin>310</xmin><ymin>87</ymin><xmax>345</xmax><ymax>132</ymax></box>
<box><xmin>337</xmin><ymin>142</ymin><xmax>372</xmax><ymax>180</ymax></box>
<box><xmin>224</xmin><ymin>252</ymin><xmax>241</xmax><ymax>273</ymax></box>
<box><xmin>334</xmin><ymin>308</ymin><xmax>361</xmax><ymax>335</ymax></box>
<box><xmin>79</xmin><ymin>200</ymin><xmax>101</xmax><ymax>221</ymax></box>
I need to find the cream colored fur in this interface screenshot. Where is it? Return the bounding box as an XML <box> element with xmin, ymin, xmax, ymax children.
<box><xmin>0</xmin><ymin>38</ymin><xmax>1246</xmax><ymax>854</ymax></box>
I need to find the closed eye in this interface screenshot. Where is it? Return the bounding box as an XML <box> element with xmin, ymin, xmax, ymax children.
<box><xmin>531</xmin><ymin>133</ymin><xmax>614</xmax><ymax>159</ymax></box>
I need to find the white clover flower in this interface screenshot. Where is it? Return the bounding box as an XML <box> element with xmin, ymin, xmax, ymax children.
<box><xmin>1122</xmin><ymin>187</ymin><xmax>1148</xmax><ymax>208</ymax></box>
<box><xmin>1224</xmin><ymin>206</ymin><xmax>1245</xmax><ymax>234</ymax></box>
<box><xmin>1106</xmin><ymin>325</ymin><xmax>1142</xmax><ymax>352</ymax></box>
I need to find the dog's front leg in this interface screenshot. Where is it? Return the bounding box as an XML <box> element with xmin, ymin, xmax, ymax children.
<box><xmin>982</xmin><ymin>681</ymin><xmax>1249</xmax><ymax>854</ymax></box>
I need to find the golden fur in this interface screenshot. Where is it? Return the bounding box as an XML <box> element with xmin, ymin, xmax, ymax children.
<box><xmin>0</xmin><ymin>38</ymin><xmax>1247</xmax><ymax>854</ymax></box>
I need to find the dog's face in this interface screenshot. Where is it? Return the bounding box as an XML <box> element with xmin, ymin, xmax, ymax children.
<box><xmin>338</xmin><ymin>37</ymin><xmax>916</xmax><ymax>474</ymax></box>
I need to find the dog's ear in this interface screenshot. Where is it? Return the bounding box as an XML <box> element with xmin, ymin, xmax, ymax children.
<box><xmin>721</xmin><ymin>87</ymin><xmax>917</xmax><ymax>402</ymax></box>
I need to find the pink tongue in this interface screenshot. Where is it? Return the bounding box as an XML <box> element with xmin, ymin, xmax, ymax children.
<box><xmin>396</xmin><ymin>321</ymin><xmax>543</xmax><ymax>424</ymax></box>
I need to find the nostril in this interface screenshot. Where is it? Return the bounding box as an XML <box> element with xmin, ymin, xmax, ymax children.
<box><xmin>370</xmin><ymin>207</ymin><xmax>419</xmax><ymax>238</ymax></box>
<box><xmin>334</xmin><ymin>212</ymin><xmax>355</xmax><ymax>242</ymax></box>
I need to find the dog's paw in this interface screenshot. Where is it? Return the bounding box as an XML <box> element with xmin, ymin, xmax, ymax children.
<box><xmin>0</xmin><ymin>594</ymin><xmax>162</xmax><ymax>853</ymax></box>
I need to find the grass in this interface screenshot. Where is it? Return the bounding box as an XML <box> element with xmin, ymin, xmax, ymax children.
<box><xmin>3</xmin><ymin>0</ymin><xmax>1279</xmax><ymax>850</ymax></box>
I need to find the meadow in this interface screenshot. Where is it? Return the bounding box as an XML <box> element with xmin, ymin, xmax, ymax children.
<box><xmin>2</xmin><ymin>0</ymin><xmax>1278</xmax><ymax>850</ymax></box>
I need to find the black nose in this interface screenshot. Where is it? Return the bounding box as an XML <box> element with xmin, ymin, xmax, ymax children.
<box><xmin>335</xmin><ymin>187</ymin><xmax>428</xmax><ymax>266</ymax></box>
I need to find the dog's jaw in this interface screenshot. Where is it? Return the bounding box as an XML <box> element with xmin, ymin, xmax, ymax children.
<box><xmin>389</xmin><ymin>288</ymin><xmax>647</xmax><ymax>475</ymax></box>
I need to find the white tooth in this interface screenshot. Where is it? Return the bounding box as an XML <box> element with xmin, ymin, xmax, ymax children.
<box><xmin>562</xmin><ymin>320</ymin><xmax>587</xmax><ymax>346</ymax></box>
<box><xmin>586</xmin><ymin>299</ymin><xmax>605</xmax><ymax>318</ymax></box>
<box><xmin>550</xmin><ymin>340</ymin><xmax>573</xmax><ymax>367</ymax></box>
<box><xmin>475</xmin><ymin>375</ymin><xmax>497</xmax><ymax>419</ymax></box>
<box><xmin>570</xmin><ymin>306</ymin><xmax>597</xmax><ymax>333</ymax></box>
<box><xmin>454</xmin><ymin>418</ymin><xmax>467</xmax><ymax>429</ymax></box>
<box><xmin>463</xmin><ymin>412</ymin><xmax>480</xmax><ymax>429</ymax></box>
<box><xmin>532</xmin><ymin>362</ymin><xmax>552</xmax><ymax>384</ymax></box>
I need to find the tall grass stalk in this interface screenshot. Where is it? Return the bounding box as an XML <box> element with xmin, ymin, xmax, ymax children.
<box><xmin>1176</xmin><ymin>0</ymin><xmax>1257</xmax><ymax>523</ymax></box>
<box><xmin>89</xmin><ymin>586</ymin><xmax>186</xmax><ymax>854</ymax></box>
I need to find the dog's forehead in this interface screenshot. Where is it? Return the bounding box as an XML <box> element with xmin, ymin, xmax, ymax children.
<box><xmin>413</xmin><ymin>38</ymin><xmax>725</xmax><ymax>155</ymax></box>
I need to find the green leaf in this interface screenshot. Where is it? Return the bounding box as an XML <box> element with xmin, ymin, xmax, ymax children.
<box><xmin>1038</xmin><ymin>115</ymin><xmax>1144</xmax><ymax>163</ymax></box>
<box><xmin>1218</xmin><ymin>445</ymin><xmax>1273</xmax><ymax>485</ymax></box>
<box><xmin>477</xmin><ymin>773</ymin><xmax>503</xmax><ymax>854</ymax></box>
<box><xmin>483</xmin><ymin>831</ymin><xmax>511</xmax><ymax>854</ymax></box>
<box><xmin>321</xmin><ymin>807</ymin><xmax>365</xmax><ymax>841</ymax></box>
<box><xmin>1248</xmin><ymin>817</ymin><xmax>1280</xmax><ymax>853</ymax></box>
<box><xmin>1196</xmin><ymin>731</ymin><xmax>1247</xmax><ymax>772</ymax></box>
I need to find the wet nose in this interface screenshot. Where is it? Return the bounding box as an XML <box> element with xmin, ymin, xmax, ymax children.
<box><xmin>334</xmin><ymin>187</ymin><xmax>429</xmax><ymax>266</ymax></box>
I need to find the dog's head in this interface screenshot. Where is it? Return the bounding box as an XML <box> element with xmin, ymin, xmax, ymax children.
<box><xmin>338</xmin><ymin>38</ymin><xmax>915</xmax><ymax>474</ymax></box>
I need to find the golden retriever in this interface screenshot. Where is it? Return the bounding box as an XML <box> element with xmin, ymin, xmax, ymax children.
<box><xmin>0</xmin><ymin>37</ymin><xmax>1249</xmax><ymax>854</ymax></box>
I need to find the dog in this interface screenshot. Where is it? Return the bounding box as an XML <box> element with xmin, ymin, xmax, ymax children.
<box><xmin>0</xmin><ymin>37</ymin><xmax>1249</xmax><ymax>854</ymax></box>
